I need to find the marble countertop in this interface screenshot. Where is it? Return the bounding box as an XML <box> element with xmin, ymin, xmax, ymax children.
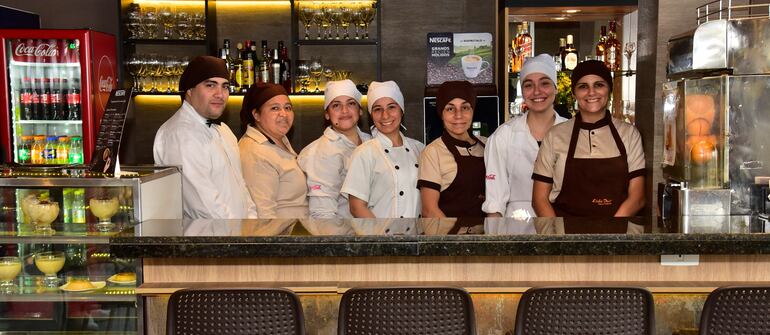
<box><xmin>109</xmin><ymin>216</ymin><xmax>770</xmax><ymax>257</ymax></box>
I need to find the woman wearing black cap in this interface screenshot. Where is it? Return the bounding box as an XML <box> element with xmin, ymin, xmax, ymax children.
<box><xmin>531</xmin><ymin>60</ymin><xmax>645</xmax><ymax>217</ymax></box>
<box><xmin>239</xmin><ymin>83</ymin><xmax>308</xmax><ymax>218</ymax></box>
<box><xmin>417</xmin><ymin>81</ymin><xmax>486</xmax><ymax>218</ymax></box>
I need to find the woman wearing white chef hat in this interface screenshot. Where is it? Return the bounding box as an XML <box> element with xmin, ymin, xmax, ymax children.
<box><xmin>341</xmin><ymin>81</ymin><xmax>425</xmax><ymax>218</ymax></box>
<box><xmin>298</xmin><ymin>79</ymin><xmax>372</xmax><ymax>218</ymax></box>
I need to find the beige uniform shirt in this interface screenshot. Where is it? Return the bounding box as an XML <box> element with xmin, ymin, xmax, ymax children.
<box><xmin>239</xmin><ymin>125</ymin><xmax>309</xmax><ymax>218</ymax></box>
<box><xmin>417</xmin><ymin>136</ymin><xmax>486</xmax><ymax>192</ymax></box>
<box><xmin>532</xmin><ymin>116</ymin><xmax>645</xmax><ymax>202</ymax></box>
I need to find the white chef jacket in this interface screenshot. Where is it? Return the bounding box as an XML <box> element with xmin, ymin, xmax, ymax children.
<box><xmin>298</xmin><ymin>126</ymin><xmax>372</xmax><ymax>218</ymax></box>
<box><xmin>482</xmin><ymin>111</ymin><xmax>567</xmax><ymax>218</ymax></box>
<box><xmin>153</xmin><ymin>101</ymin><xmax>258</xmax><ymax>219</ymax></box>
<box><xmin>341</xmin><ymin>131</ymin><xmax>424</xmax><ymax>218</ymax></box>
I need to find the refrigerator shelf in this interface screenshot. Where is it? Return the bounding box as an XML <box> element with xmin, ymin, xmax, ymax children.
<box><xmin>15</xmin><ymin>120</ymin><xmax>83</xmax><ymax>125</ymax></box>
<box><xmin>8</xmin><ymin>62</ymin><xmax>81</xmax><ymax>68</ymax></box>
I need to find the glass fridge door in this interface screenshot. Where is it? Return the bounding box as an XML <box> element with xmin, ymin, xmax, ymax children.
<box><xmin>6</xmin><ymin>38</ymin><xmax>84</xmax><ymax>165</ymax></box>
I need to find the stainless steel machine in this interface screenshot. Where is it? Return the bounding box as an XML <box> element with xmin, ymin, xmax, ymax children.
<box><xmin>660</xmin><ymin>1</ymin><xmax>770</xmax><ymax>226</ymax></box>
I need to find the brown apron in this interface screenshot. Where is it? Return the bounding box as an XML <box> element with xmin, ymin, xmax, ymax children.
<box><xmin>438</xmin><ymin>131</ymin><xmax>486</xmax><ymax>218</ymax></box>
<box><xmin>553</xmin><ymin>111</ymin><xmax>629</xmax><ymax>217</ymax></box>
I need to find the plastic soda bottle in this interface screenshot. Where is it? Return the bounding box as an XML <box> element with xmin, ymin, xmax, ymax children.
<box><xmin>18</xmin><ymin>136</ymin><xmax>32</xmax><ymax>164</ymax></box>
<box><xmin>68</xmin><ymin>136</ymin><xmax>83</xmax><ymax>164</ymax></box>
<box><xmin>44</xmin><ymin>136</ymin><xmax>57</xmax><ymax>164</ymax></box>
<box><xmin>56</xmin><ymin>136</ymin><xmax>69</xmax><ymax>164</ymax></box>
<box><xmin>31</xmin><ymin>135</ymin><xmax>45</xmax><ymax>164</ymax></box>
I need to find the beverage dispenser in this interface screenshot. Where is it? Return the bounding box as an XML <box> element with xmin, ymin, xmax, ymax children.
<box><xmin>660</xmin><ymin>1</ymin><xmax>770</xmax><ymax>225</ymax></box>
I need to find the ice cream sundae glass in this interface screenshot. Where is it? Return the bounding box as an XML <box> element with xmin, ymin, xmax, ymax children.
<box><xmin>20</xmin><ymin>194</ymin><xmax>40</xmax><ymax>224</ymax></box>
<box><xmin>89</xmin><ymin>197</ymin><xmax>120</xmax><ymax>232</ymax></box>
<box><xmin>0</xmin><ymin>257</ymin><xmax>21</xmax><ymax>293</ymax></box>
<box><xmin>28</xmin><ymin>201</ymin><xmax>59</xmax><ymax>235</ymax></box>
<box><xmin>34</xmin><ymin>251</ymin><xmax>65</xmax><ymax>288</ymax></box>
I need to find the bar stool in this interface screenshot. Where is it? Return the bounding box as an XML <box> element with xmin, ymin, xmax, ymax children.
<box><xmin>166</xmin><ymin>288</ymin><xmax>305</xmax><ymax>335</ymax></box>
<box><xmin>699</xmin><ymin>286</ymin><xmax>770</xmax><ymax>335</ymax></box>
<box><xmin>338</xmin><ymin>287</ymin><xmax>476</xmax><ymax>335</ymax></box>
<box><xmin>514</xmin><ymin>286</ymin><xmax>654</xmax><ymax>335</ymax></box>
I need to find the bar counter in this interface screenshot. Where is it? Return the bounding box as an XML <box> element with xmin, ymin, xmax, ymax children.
<box><xmin>113</xmin><ymin>217</ymin><xmax>770</xmax><ymax>335</ymax></box>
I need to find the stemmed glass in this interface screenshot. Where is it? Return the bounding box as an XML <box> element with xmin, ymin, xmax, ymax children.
<box><xmin>311</xmin><ymin>5</ymin><xmax>325</xmax><ymax>40</ymax></box>
<box><xmin>330</xmin><ymin>8</ymin><xmax>343</xmax><ymax>40</ymax></box>
<box><xmin>624</xmin><ymin>42</ymin><xmax>636</xmax><ymax>72</ymax></box>
<box><xmin>357</xmin><ymin>3</ymin><xmax>375</xmax><ymax>40</ymax></box>
<box><xmin>126</xmin><ymin>3</ymin><xmax>144</xmax><ymax>39</ymax></box>
<box><xmin>323</xmin><ymin>66</ymin><xmax>335</xmax><ymax>90</ymax></box>
<box><xmin>192</xmin><ymin>11</ymin><xmax>206</xmax><ymax>40</ymax></box>
<box><xmin>35</xmin><ymin>251</ymin><xmax>65</xmax><ymax>288</ymax></box>
<box><xmin>176</xmin><ymin>10</ymin><xmax>191</xmax><ymax>39</ymax></box>
<box><xmin>0</xmin><ymin>257</ymin><xmax>21</xmax><ymax>293</ymax></box>
<box><xmin>90</xmin><ymin>197</ymin><xmax>120</xmax><ymax>232</ymax></box>
<box><xmin>298</xmin><ymin>3</ymin><xmax>314</xmax><ymax>40</ymax></box>
<box><xmin>350</xmin><ymin>10</ymin><xmax>362</xmax><ymax>39</ymax></box>
<box><xmin>309</xmin><ymin>58</ymin><xmax>323</xmax><ymax>93</ymax></box>
<box><xmin>158</xmin><ymin>6</ymin><xmax>176</xmax><ymax>39</ymax></box>
<box><xmin>339</xmin><ymin>7</ymin><xmax>353</xmax><ymax>40</ymax></box>
<box><xmin>126</xmin><ymin>55</ymin><xmax>143</xmax><ymax>91</ymax></box>
<box><xmin>296</xmin><ymin>60</ymin><xmax>311</xmax><ymax>93</ymax></box>
<box><xmin>141</xmin><ymin>7</ymin><xmax>159</xmax><ymax>39</ymax></box>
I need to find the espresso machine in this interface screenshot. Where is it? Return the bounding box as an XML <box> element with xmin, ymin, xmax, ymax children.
<box><xmin>659</xmin><ymin>1</ymin><xmax>770</xmax><ymax>229</ymax></box>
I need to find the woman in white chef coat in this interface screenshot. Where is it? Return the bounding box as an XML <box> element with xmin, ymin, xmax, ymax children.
<box><xmin>532</xmin><ymin>60</ymin><xmax>645</xmax><ymax>217</ymax></box>
<box><xmin>239</xmin><ymin>83</ymin><xmax>309</xmax><ymax>218</ymax></box>
<box><xmin>298</xmin><ymin>79</ymin><xmax>372</xmax><ymax>218</ymax></box>
<box><xmin>483</xmin><ymin>54</ymin><xmax>567</xmax><ymax>218</ymax></box>
<box><xmin>341</xmin><ymin>81</ymin><xmax>425</xmax><ymax>218</ymax></box>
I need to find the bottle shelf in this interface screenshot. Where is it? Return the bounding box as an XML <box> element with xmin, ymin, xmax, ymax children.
<box><xmin>16</xmin><ymin>120</ymin><xmax>83</xmax><ymax>125</ymax></box>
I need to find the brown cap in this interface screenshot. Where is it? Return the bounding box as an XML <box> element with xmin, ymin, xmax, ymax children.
<box><xmin>179</xmin><ymin>56</ymin><xmax>230</xmax><ymax>99</ymax></box>
<box><xmin>436</xmin><ymin>80</ymin><xmax>476</xmax><ymax>117</ymax></box>
<box><xmin>571</xmin><ymin>60</ymin><xmax>613</xmax><ymax>93</ymax></box>
<box><xmin>239</xmin><ymin>83</ymin><xmax>289</xmax><ymax>132</ymax></box>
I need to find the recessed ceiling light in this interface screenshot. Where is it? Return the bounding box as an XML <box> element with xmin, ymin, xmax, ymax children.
<box><xmin>553</xmin><ymin>16</ymin><xmax>567</xmax><ymax>20</ymax></box>
<box><xmin>563</xmin><ymin>9</ymin><xmax>581</xmax><ymax>14</ymax></box>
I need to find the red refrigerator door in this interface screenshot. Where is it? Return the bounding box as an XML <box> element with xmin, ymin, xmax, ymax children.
<box><xmin>0</xmin><ymin>29</ymin><xmax>116</xmax><ymax>165</ymax></box>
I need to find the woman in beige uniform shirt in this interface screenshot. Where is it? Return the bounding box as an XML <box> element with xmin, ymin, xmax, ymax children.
<box><xmin>531</xmin><ymin>60</ymin><xmax>645</xmax><ymax>217</ymax></box>
<box><xmin>239</xmin><ymin>83</ymin><xmax>309</xmax><ymax>218</ymax></box>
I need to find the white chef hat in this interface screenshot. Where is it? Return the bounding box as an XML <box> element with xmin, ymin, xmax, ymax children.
<box><xmin>366</xmin><ymin>80</ymin><xmax>404</xmax><ymax>114</ymax></box>
<box><xmin>520</xmin><ymin>54</ymin><xmax>558</xmax><ymax>86</ymax></box>
<box><xmin>324</xmin><ymin>79</ymin><xmax>362</xmax><ymax>110</ymax></box>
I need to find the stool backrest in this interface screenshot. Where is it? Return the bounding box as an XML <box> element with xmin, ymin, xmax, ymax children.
<box><xmin>167</xmin><ymin>288</ymin><xmax>305</xmax><ymax>335</ymax></box>
<box><xmin>338</xmin><ymin>287</ymin><xmax>476</xmax><ymax>335</ymax></box>
<box><xmin>514</xmin><ymin>286</ymin><xmax>654</xmax><ymax>335</ymax></box>
<box><xmin>699</xmin><ymin>286</ymin><xmax>770</xmax><ymax>335</ymax></box>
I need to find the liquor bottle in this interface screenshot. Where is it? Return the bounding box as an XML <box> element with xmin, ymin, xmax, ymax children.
<box><xmin>234</xmin><ymin>42</ymin><xmax>244</xmax><ymax>91</ymax></box>
<box><xmin>595</xmin><ymin>26</ymin><xmax>607</xmax><ymax>62</ymax></box>
<box><xmin>271</xmin><ymin>49</ymin><xmax>281</xmax><ymax>85</ymax></box>
<box><xmin>242</xmin><ymin>43</ymin><xmax>255</xmax><ymax>89</ymax></box>
<box><xmin>261</xmin><ymin>40</ymin><xmax>269</xmax><ymax>62</ymax></box>
<box><xmin>278</xmin><ymin>41</ymin><xmax>291</xmax><ymax>92</ymax></box>
<box><xmin>563</xmin><ymin>34</ymin><xmax>578</xmax><ymax>71</ymax></box>
<box><xmin>518</xmin><ymin>22</ymin><xmax>533</xmax><ymax>62</ymax></box>
<box><xmin>557</xmin><ymin>38</ymin><xmax>566</xmax><ymax>58</ymax></box>
<box><xmin>604</xmin><ymin>21</ymin><xmax>622</xmax><ymax>71</ymax></box>
<box><xmin>221</xmin><ymin>39</ymin><xmax>237</xmax><ymax>93</ymax></box>
<box><xmin>510</xmin><ymin>25</ymin><xmax>523</xmax><ymax>72</ymax></box>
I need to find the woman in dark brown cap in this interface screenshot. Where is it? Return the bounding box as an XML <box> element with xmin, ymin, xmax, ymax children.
<box><xmin>417</xmin><ymin>80</ymin><xmax>487</xmax><ymax>218</ymax></box>
<box><xmin>531</xmin><ymin>60</ymin><xmax>645</xmax><ymax>217</ymax></box>
<box><xmin>238</xmin><ymin>83</ymin><xmax>308</xmax><ymax>218</ymax></box>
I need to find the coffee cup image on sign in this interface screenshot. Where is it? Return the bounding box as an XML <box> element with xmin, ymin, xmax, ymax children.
<box><xmin>461</xmin><ymin>55</ymin><xmax>489</xmax><ymax>78</ymax></box>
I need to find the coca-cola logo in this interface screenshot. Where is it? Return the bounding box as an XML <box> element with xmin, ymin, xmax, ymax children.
<box><xmin>99</xmin><ymin>76</ymin><xmax>114</xmax><ymax>93</ymax></box>
<box><xmin>14</xmin><ymin>43</ymin><xmax>59</xmax><ymax>58</ymax></box>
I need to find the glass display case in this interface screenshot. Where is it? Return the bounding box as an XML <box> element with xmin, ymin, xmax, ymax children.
<box><xmin>0</xmin><ymin>166</ymin><xmax>181</xmax><ymax>333</ymax></box>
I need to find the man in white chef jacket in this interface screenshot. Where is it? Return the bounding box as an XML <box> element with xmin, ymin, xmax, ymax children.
<box><xmin>153</xmin><ymin>56</ymin><xmax>258</xmax><ymax>219</ymax></box>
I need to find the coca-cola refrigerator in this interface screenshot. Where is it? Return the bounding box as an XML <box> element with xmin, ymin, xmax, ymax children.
<box><xmin>0</xmin><ymin>29</ymin><xmax>117</xmax><ymax>165</ymax></box>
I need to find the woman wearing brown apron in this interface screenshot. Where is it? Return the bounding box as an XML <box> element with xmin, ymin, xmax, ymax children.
<box><xmin>418</xmin><ymin>81</ymin><xmax>486</xmax><ymax>218</ymax></box>
<box><xmin>531</xmin><ymin>60</ymin><xmax>646</xmax><ymax>217</ymax></box>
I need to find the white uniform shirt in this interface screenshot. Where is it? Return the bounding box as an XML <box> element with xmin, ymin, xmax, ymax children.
<box><xmin>153</xmin><ymin>101</ymin><xmax>258</xmax><ymax>219</ymax></box>
<box><xmin>341</xmin><ymin>131</ymin><xmax>425</xmax><ymax>218</ymax></box>
<box><xmin>482</xmin><ymin>111</ymin><xmax>567</xmax><ymax>218</ymax></box>
<box><xmin>298</xmin><ymin>126</ymin><xmax>372</xmax><ymax>218</ymax></box>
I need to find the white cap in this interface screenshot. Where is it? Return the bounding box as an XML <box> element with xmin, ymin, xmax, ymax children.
<box><xmin>324</xmin><ymin>79</ymin><xmax>362</xmax><ymax>110</ymax></box>
<box><xmin>520</xmin><ymin>54</ymin><xmax>558</xmax><ymax>86</ymax></box>
<box><xmin>366</xmin><ymin>81</ymin><xmax>404</xmax><ymax>114</ymax></box>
